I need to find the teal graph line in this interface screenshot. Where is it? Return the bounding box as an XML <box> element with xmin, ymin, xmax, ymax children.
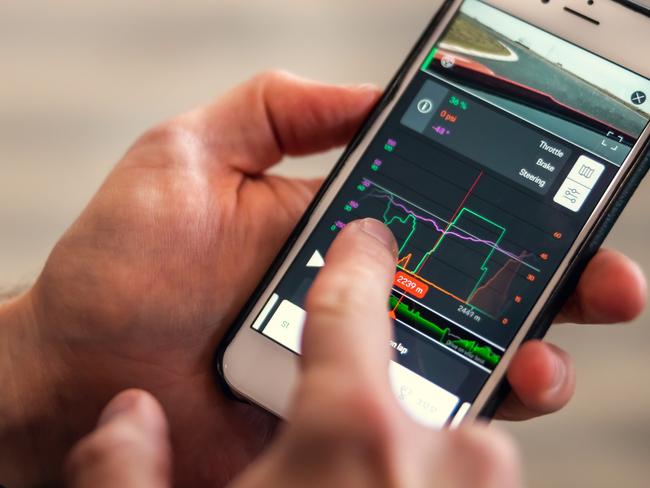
<box><xmin>373</xmin><ymin>188</ymin><xmax>511</xmax><ymax>312</ymax></box>
<box><xmin>366</xmin><ymin>180</ymin><xmax>539</xmax><ymax>272</ymax></box>
<box><xmin>382</xmin><ymin>202</ymin><xmax>417</xmax><ymax>256</ymax></box>
<box><xmin>458</xmin><ymin>209</ymin><xmax>506</xmax><ymax>302</ymax></box>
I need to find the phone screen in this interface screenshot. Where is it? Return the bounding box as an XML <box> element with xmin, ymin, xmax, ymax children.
<box><xmin>249</xmin><ymin>0</ymin><xmax>650</xmax><ymax>427</ymax></box>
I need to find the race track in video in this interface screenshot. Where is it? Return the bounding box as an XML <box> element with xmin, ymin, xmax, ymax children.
<box><xmin>440</xmin><ymin>13</ymin><xmax>647</xmax><ymax>136</ymax></box>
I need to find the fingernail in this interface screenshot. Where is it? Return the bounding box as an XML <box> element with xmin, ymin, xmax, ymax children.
<box><xmin>347</xmin><ymin>83</ymin><xmax>381</xmax><ymax>102</ymax></box>
<box><xmin>98</xmin><ymin>390</ymin><xmax>141</xmax><ymax>426</ymax></box>
<box><xmin>358</xmin><ymin>219</ymin><xmax>397</xmax><ymax>256</ymax></box>
<box><xmin>550</xmin><ymin>353</ymin><xmax>567</xmax><ymax>393</ymax></box>
<box><xmin>347</xmin><ymin>83</ymin><xmax>380</xmax><ymax>93</ymax></box>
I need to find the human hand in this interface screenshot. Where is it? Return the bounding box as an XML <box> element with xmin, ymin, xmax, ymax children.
<box><xmin>1</xmin><ymin>71</ymin><xmax>645</xmax><ymax>487</ymax></box>
<box><xmin>1</xmin><ymin>71</ymin><xmax>381</xmax><ymax>487</ymax></box>
<box><xmin>66</xmin><ymin>220</ymin><xmax>523</xmax><ymax>488</ymax></box>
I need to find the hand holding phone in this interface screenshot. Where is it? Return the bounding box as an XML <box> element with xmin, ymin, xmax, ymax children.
<box><xmin>66</xmin><ymin>220</ymin><xmax>522</xmax><ymax>488</ymax></box>
<box><xmin>3</xmin><ymin>70</ymin><xmax>643</xmax><ymax>486</ymax></box>
<box><xmin>231</xmin><ymin>218</ymin><xmax>523</xmax><ymax>488</ymax></box>
<box><xmin>221</xmin><ymin>0</ymin><xmax>650</xmax><ymax>426</ymax></box>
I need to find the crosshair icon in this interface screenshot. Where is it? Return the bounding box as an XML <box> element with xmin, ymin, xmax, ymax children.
<box><xmin>631</xmin><ymin>91</ymin><xmax>646</xmax><ymax>105</ymax></box>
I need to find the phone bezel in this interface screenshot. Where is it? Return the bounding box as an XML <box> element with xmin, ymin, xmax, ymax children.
<box><xmin>218</xmin><ymin>0</ymin><xmax>650</xmax><ymax>422</ymax></box>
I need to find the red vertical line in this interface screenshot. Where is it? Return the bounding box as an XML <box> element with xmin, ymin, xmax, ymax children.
<box><xmin>416</xmin><ymin>170</ymin><xmax>484</xmax><ymax>273</ymax></box>
<box><xmin>389</xmin><ymin>295</ymin><xmax>404</xmax><ymax>320</ymax></box>
<box><xmin>392</xmin><ymin>295</ymin><xmax>404</xmax><ymax>312</ymax></box>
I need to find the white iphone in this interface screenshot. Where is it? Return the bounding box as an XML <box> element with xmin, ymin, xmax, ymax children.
<box><xmin>219</xmin><ymin>0</ymin><xmax>650</xmax><ymax>428</ymax></box>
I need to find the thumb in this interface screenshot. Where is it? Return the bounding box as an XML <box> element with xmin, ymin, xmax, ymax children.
<box><xmin>301</xmin><ymin>218</ymin><xmax>398</xmax><ymax>381</ymax></box>
<box><xmin>66</xmin><ymin>389</ymin><xmax>172</xmax><ymax>488</ymax></box>
<box><xmin>188</xmin><ymin>71</ymin><xmax>381</xmax><ymax>175</ymax></box>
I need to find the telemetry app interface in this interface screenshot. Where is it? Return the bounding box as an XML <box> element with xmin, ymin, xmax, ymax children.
<box><xmin>251</xmin><ymin>0</ymin><xmax>650</xmax><ymax>428</ymax></box>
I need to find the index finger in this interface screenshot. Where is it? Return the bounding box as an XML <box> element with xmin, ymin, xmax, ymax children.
<box><xmin>301</xmin><ymin>219</ymin><xmax>398</xmax><ymax>381</ymax></box>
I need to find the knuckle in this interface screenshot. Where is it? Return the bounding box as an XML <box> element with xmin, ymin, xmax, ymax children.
<box><xmin>253</xmin><ymin>69</ymin><xmax>294</xmax><ymax>88</ymax></box>
<box><xmin>130</xmin><ymin>119</ymin><xmax>203</xmax><ymax>163</ymax></box>
<box><xmin>304</xmin><ymin>275</ymin><xmax>344</xmax><ymax>318</ymax></box>
<box><xmin>136</xmin><ymin>120</ymin><xmax>189</xmax><ymax>146</ymax></box>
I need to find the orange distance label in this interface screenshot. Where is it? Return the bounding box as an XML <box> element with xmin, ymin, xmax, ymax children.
<box><xmin>393</xmin><ymin>271</ymin><xmax>429</xmax><ymax>299</ymax></box>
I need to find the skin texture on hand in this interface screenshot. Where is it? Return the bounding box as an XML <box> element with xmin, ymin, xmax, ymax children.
<box><xmin>3</xmin><ymin>71</ymin><xmax>384</xmax><ymax>487</ymax></box>
<box><xmin>231</xmin><ymin>220</ymin><xmax>523</xmax><ymax>488</ymax></box>
<box><xmin>67</xmin><ymin>221</ymin><xmax>524</xmax><ymax>488</ymax></box>
<box><xmin>0</xmin><ymin>71</ymin><xmax>646</xmax><ymax>487</ymax></box>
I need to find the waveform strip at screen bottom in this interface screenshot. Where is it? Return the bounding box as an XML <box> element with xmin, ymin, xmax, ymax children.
<box><xmin>389</xmin><ymin>294</ymin><xmax>503</xmax><ymax>370</ymax></box>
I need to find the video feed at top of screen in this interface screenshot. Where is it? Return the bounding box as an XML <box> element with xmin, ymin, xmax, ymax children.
<box><xmin>424</xmin><ymin>0</ymin><xmax>650</xmax><ymax>161</ymax></box>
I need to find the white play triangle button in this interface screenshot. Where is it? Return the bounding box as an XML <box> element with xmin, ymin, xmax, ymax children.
<box><xmin>306</xmin><ymin>250</ymin><xmax>325</xmax><ymax>268</ymax></box>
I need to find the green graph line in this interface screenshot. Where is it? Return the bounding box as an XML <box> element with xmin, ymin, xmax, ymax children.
<box><xmin>409</xmin><ymin>207</ymin><xmax>506</xmax><ymax>304</ymax></box>
<box><xmin>460</xmin><ymin>209</ymin><xmax>506</xmax><ymax>303</ymax></box>
<box><xmin>382</xmin><ymin>197</ymin><xmax>417</xmax><ymax>256</ymax></box>
<box><xmin>389</xmin><ymin>296</ymin><xmax>449</xmax><ymax>342</ymax></box>
<box><xmin>414</xmin><ymin>207</ymin><xmax>505</xmax><ymax>275</ymax></box>
<box><xmin>421</xmin><ymin>47</ymin><xmax>439</xmax><ymax>71</ymax></box>
<box><xmin>389</xmin><ymin>296</ymin><xmax>501</xmax><ymax>368</ymax></box>
<box><xmin>379</xmin><ymin>193</ymin><xmax>507</xmax><ymax>314</ymax></box>
<box><xmin>449</xmin><ymin>339</ymin><xmax>501</xmax><ymax>368</ymax></box>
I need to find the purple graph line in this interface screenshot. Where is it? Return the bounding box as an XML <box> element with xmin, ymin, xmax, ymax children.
<box><xmin>367</xmin><ymin>190</ymin><xmax>538</xmax><ymax>271</ymax></box>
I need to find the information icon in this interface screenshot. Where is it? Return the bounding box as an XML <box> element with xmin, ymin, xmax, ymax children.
<box><xmin>417</xmin><ymin>98</ymin><xmax>434</xmax><ymax>114</ymax></box>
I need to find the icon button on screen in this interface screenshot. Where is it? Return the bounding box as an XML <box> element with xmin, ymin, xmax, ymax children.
<box><xmin>417</xmin><ymin>98</ymin><xmax>434</xmax><ymax>114</ymax></box>
<box><xmin>553</xmin><ymin>155</ymin><xmax>605</xmax><ymax>212</ymax></box>
<box><xmin>631</xmin><ymin>91</ymin><xmax>647</xmax><ymax>106</ymax></box>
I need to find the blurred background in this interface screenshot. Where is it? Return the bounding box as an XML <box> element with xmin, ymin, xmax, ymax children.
<box><xmin>1</xmin><ymin>1</ymin><xmax>649</xmax><ymax>486</ymax></box>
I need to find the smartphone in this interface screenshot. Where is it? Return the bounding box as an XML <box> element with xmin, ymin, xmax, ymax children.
<box><xmin>219</xmin><ymin>0</ymin><xmax>650</xmax><ymax>428</ymax></box>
